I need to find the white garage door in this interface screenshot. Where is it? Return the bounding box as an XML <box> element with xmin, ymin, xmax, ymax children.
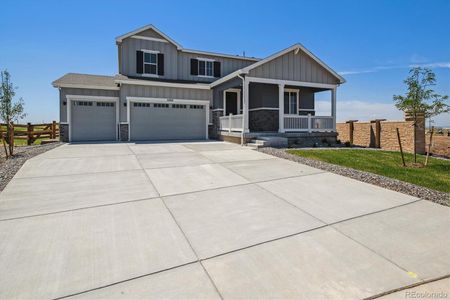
<box><xmin>71</xmin><ymin>100</ymin><xmax>116</xmax><ymax>142</ymax></box>
<box><xmin>130</xmin><ymin>102</ymin><xmax>207</xmax><ymax>141</ymax></box>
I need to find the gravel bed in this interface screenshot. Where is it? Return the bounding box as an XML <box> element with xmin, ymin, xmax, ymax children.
<box><xmin>259</xmin><ymin>147</ymin><xmax>449</xmax><ymax>207</ymax></box>
<box><xmin>0</xmin><ymin>143</ymin><xmax>62</xmax><ymax>191</ymax></box>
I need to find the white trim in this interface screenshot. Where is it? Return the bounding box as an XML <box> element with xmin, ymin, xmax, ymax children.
<box><xmin>278</xmin><ymin>84</ymin><xmax>285</xmax><ymax>133</ymax></box>
<box><xmin>283</xmin><ymin>88</ymin><xmax>299</xmax><ymax>115</ymax></box>
<box><xmin>126</xmin><ymin>96</ymin><xmax>210</xmax><ymax>141</ymax></box>
<box><xmin>115</xmin><ymin>79</ymin><xmax>211</xmax><ymax>90</ymax></box>
<box><xmin>131</xmin><ymin>36</ymin><xmax>169</xmax><ymax>43</ymax></box>
<box><xmin>182</xmin><ymin>48</ymin><xmax>260</xmax><ymax>62</ymax></box>
<box><xmin>142</xmin><ymin>50</ymin><xmax>159</xmax><ymax>76</ymax></box>
<box><xmin>197</xmin><ymin>58</ymin><xmax>215</xmax><ymax>77</ymax></box>
<box><xmin>197</xmin><ymin>57</ymin><xmax>215</xmax><ymax>62</ymax></box>
<box><xmin>299</xmin><ymin>108</ymin><xmax>315</xmax><ymax>111</ymax></box>
<box><xmin>65</xmin><ymin>95</ymin><xmax>120</xmax><ymax>143</ymax></box>
<box><xmin>211</xmin><ymin>44</ymin><xmax>345</xmax><ymax>88</ymax></box>
<box><xmin>116</xmin><ymin>24</ymin><xmax>183</xmax><ymax>50</ymax></box>
<box><xmin>212</xmin><ymin>108</ymin><xmax>224</xmax><ymax>111</ymax></box>
<box><xmin>246</xmin><ymin>77</ymin><xmax>337</xmax><ymax>90</ymax></box>
<box><xmin>53</xmin><ymin>83</ymin><xmax>119</xmax><ymax>90</ymax></box>
<box><xmin>248</xmin><ymin>107</ymin><xmax>279</xmax><ymax>111</ymax></box>
<box><xmin>223</xmin><ymin>88</ymin><xmax>241</xmax><ymax>116</ymax></box>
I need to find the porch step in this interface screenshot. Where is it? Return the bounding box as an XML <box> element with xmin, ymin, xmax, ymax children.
<box><xmin>247</xmin><ymin>136</ymin><xmax>288</xmax><ymax>148</ymax></box>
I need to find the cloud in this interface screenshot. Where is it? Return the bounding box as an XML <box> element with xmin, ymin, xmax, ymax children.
<box><xmin>315</xmin><ymin>100</ymin><xmax>450</xmax><ymax>127</ymax></box>
<box><xmin>338</xmin><ymin>62</ymin><xmax>450</xmax><ymax>76</ymax></box>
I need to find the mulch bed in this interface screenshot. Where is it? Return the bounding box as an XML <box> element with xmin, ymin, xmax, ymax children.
<box><xmin>0</xmin><ymin>143</ymin><xmax>62</xmax><ymax>191</ymax></box>
<box><xmin>259</xmin><ymin>147</ymin><xmax>449</xmax><ymax>207</ymax></box>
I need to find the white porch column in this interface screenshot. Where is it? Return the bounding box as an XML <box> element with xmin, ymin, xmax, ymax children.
<box><xmin>278</xmin><ymin>83</ymin><xmax>285</xmax><ymax>133</ymax></box>
<box><xmin>243</xmin><ymin>78</ymin><xmax>250</xmax><ymax>133</ymax></box>
<box><xmin>331</xmin><ymin>87</ymin><xmax>337</xmax><ymax>131</ymax></box>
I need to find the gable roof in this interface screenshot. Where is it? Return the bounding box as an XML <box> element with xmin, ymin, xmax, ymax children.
<box><xmin>52</xmin><ymin>73</ymin><xmax>119</xmax><ymax>90</ymax></box>
<box><xmin>115</xmin><ymin>24</ymin><xmax>183</xmax><ymax>49</ymax></box>
<box><xmin>116</xmin><ymin>24</ymin><xmax>259</xmax><ymax>62</ymax></box>
<box><xmin>211</xmin><ymin>44</ymin><xmax>346</xmax><ymax>87</ymax></box>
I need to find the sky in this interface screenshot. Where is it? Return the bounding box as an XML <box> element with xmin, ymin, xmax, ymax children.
<box><xmin>1</xmin><ymin>0</ymin><xmax>449</xmax><ymax>126</ymax></box>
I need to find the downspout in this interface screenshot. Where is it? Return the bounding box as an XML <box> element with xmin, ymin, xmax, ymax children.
<box><xmin>237</xmin><ymin>73</ymin><xmax>245</xmax><ymax>146</ymax></box>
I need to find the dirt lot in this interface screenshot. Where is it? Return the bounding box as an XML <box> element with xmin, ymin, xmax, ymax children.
<box><xmin>427</xmin><ymin>134</ymin><xmax>450</xmax><ymax>158</ymax></box>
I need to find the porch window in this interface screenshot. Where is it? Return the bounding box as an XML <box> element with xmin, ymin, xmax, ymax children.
<box><xmin>284</xmin><ymin>89</ymin><xmax>299</xmax><ymax>115</ymax></box>
<box><xmin>198</xmin><ymin>59</ymin><xmax>214</xmax><ymax>77</ymax></box>
<box><xmin>143</xmin><ymin>51</ymin><xmax>158</xmax><ymax>75</ymax></box>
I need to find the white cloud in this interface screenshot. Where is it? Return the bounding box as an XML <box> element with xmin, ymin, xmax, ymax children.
<box><xmin>316</xmin><ymin>100</ymin><xmax>450</xmax><ymax>127</ymax></box>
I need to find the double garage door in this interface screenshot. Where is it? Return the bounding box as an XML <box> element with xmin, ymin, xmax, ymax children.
<box><xmin>70</xmin><ymin>99</ymin><xmax>207</xmax><ymax>141</ymax></box>
<box><xmin>130</xmin><ymin>101</ymin><xmax>207</xmax><ymax>140</ymax></box>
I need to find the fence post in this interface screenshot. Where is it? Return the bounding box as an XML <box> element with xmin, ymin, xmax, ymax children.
<box><xmin>228</xmin><ymin>113</ymin><xmax>232</xmax><ymax>133</ymax></box>
<box><xmin>27</xmin><ymin>122</ymin><xmax>33</xmax><ymax>145</ymax></box>
<box><xmin>52</xmin><ymin>121</ymin><xmax>56</xmax><ymax>139</ymax></box>
<box><xmin>307</xmin><ymin>114</ymin><xmax>312</xmax><ymax>133</ymax></box>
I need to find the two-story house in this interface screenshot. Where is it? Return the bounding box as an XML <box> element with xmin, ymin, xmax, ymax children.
<box><xmin>53</xmin><ymin>24</ymin><xmax>345</xmax><ymax>144</ymax></box>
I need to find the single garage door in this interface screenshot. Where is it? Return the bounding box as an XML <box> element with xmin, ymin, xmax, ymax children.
<box><xmin>71</xmin><ymin>100</ymin><xmax>116</xmax><ymax>141</ymax></box>
<box><xmin>130</xmin><ymin>102</ymin><xmax>206</xmax><ymax>141</ymax></box>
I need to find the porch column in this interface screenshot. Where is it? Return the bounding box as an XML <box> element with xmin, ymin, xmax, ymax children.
<box><xmin>243</xmin><ymin>78</ymin><xmax>250</xmax><ymax>133</ymax></box>
<box><xmin>278</xmin><ymin>83</ymin><xmax>285</xmax><ymax>133</ymax></box>
<box><xmin>331</xmin><ymin>87</ymin><xmax>337</xmax><ymax>131</ymax></box>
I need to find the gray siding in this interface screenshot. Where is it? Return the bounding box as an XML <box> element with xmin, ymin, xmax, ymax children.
<box><xmin>249</xmin><ymin>49</ymin><xmax>339</xmax><ymax>84</ymax></box>
<box><xmin>138</xmin><ymin>29</ymin><xmax>167</xmax><ymax>39</ymax></box>
<box><xmin>249</xmin><ymin>83</ymin><xmax>278</xmax><ymax>109</ymax></box>
<box><xmin>212</xmin><ymin>77</ymin><xmax>243</xmax><ymax>109</ymax></box>
<box><xmin>177</xmin><ymin>52</ymin><xmax>254</xmax><ymax>83</ymax></box>
<box><xmin>120</xmin><ymin>84</ymin><xmax>212</xmax><ymax>121</ymax></box>
<box><xmin>119</xmin><ymin>38</ymin><xmax>178</xmax><ymax>79</ymax></box>
<box><xmin>59</xmin><ymin>88</ymin><xmax>119</xmax><ymax>122</ymax></box>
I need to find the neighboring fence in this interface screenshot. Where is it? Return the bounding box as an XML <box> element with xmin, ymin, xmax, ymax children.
<box><xmin>0</xmin><ymin>121</ymin><xmax>59</xmax><ymax>145</ymax></box>
<box><xmin>336</xmin><ymin>113</ymin><xmax>425</xmax><ymax>154</ymax></box>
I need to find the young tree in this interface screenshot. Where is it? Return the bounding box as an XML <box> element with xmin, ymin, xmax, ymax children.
<box><xmin>0</xmin><ymin>70</ymin><xmax>26</xmax><ymax>155</ymax></box>
<box><xmin>393</xmin><ymin>67</ymin><xmax>449</xmax><ymax>163</ymax></box>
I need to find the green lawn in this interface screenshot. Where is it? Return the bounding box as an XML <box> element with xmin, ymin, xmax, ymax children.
<box><xmin>287</xmin><ymin>149</ymin><xmax>450</xmax><ymax>193</ymax></box>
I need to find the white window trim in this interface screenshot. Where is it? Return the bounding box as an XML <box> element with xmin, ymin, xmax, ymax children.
<box><xmin>283</xmin><ymin>88</ymin><xmax>299</xmax><ymax>115</ymax></box>
<box><xmin>126</xmin><ymin>96</ymin><xmax>210</xmax><ymax>141</ymax></box>
<box><xmin>197</xmin><ymin>58</ymin><xmax>215</xmax><ymax>78</ymax></box>
<box><xmin>65</xmin><ymin>95</ymin><xmax>120</xmax><ymax>143</ymax></box>
<box><xmin>223</xmin><ymin>89</ymin><xmax>241</xmax><ymax>116</ymax></box>
<box><xmin>142</xmin><ymin>49</ymin><xmax>159</xmax><ymax>77</ymax></box>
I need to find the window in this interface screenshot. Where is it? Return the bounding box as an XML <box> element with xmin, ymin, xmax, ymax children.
<box><xmin>144</xmin><ymin>52</ymin><xmax>158</xmax><ymax>75</ymax></box>
<box><xmin>198</xmin><ymin>59</ymin><xmax>214</xmax><ymax>77</ymax></box>
<box><xmin>284</xmin><ymin>90</ymin><xmax>298</xmax><ymax>115</ymax></box>
<box><xmin>96</xmin><ymin>102</ymin><xmax>114</xmax><ymax>107</ymax></box>
<box><xmin>75</xmin><ymin>101</ymin><xmax>92</xmax><ymax>106</ymax></box>
<box><xmin>172</xmin><ymin>104</ymin><xmax>187</xmax><ymax>109</ymax></box>
<box><xmin>154</xmin><ymin>103</ymin><xmax>169</xmax><ymax>108</ymax></box>
<box><xmin>190</xmin><ymin>105</ymin><xmax>204</xmax><ymax>109</ymax></box>
<box><xmin>133</xmin><ymin>102</ymin><xmax>150</xmax><ymax>107</ymax></box>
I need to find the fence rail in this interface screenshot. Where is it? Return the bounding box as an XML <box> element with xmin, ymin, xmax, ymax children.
<box><xmin>0</xmin><ymin>121</ymin><xmax>59</xmax><ymax>145</ymax></box>
<box><xmin>284</xmin><ymin>114</ymin><xmax>334</xmax><ymax>132</ymax></box>
<box><xmin>220</xmin><ymin>114</ymin><xmax>244</xmax><ymax>132</ymax></box>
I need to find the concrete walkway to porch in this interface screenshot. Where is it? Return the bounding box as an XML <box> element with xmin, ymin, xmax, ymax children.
<box><xmin>0</xmin><ymin>141</ymin><xmax>448</xmax><ymax>299</ymax></box>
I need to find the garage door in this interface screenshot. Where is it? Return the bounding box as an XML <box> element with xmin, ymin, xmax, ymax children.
<box><xmin>71</xmin><ymin>100</ymin><xmax>116</xmax><ymax>141</ymax></box>
<box><xmin>130</xmin><ymin>102</ymin><xmax>206</xmax><ymax>140</ymax></box>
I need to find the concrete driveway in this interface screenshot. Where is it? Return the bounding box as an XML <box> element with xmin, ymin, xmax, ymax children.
<box><xmin>0</xmin><ymin>141</ymin><xmax>448</xmax><ymax>299</ymax></box>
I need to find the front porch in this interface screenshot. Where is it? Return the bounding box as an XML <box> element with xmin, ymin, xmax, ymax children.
<box><xmin>212</xmin><ymin>76</ymin><xmax>337</xmax><ymax>144</ymax></box>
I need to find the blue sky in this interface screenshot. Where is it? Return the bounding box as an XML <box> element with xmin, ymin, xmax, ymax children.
<box><xmin>1</xmin><ymin>0</ymin><xmax>449</xmax><ymax>126</ymax></box>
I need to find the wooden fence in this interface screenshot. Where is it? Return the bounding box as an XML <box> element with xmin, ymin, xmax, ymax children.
<box><xmin>0</xmin><ymin>121</ymin><xmax>59</xmax><ymax>145</ymax></box>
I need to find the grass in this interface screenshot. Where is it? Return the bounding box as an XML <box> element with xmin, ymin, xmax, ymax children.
<box><xmin>287</xmin><ymin>149</ymin><xmax>450</xmax><ymax>194</ymax></box>
<box><xmin>0</xmin><ymin>124</ymin><xmax>57</xmax><ymax>146</ymax></box>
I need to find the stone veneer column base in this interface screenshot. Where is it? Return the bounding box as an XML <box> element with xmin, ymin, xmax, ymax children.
<box><xmin>119</xmin><ymin>123</ymin><xmax>129</xmax><ymax>141</ymax></box>
<box><xmin>210</xmin><ymin>110</ymin><xmax>224</xmax><ymax>139</ymax></box>
<box><xmin>59</xmin><ymin>124</ymin><xmax>69</xmax><ymax>142</ymax></box>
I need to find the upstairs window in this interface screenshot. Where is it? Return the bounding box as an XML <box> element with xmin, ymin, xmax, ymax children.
<box><xmin>144</xmin><ymin>52</ymin><xmax>158</xmax><ymax>75</ymax></box>
<box><xmin>198</xmin><ymin>59</ymin><xmax>214</xmax><ymax>77</ymax></box>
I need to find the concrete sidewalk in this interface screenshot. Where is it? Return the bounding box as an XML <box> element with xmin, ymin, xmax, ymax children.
<box><xmin>0</xmin><ymin>141</ymin><xmax>448</xmax><ymax>299</ymax></box>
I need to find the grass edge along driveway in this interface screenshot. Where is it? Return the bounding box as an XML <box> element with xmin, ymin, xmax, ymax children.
<box><xmin>287</xmin><ymin>149</ymin><xmax>450</xmax><ymax>194</ymax></box>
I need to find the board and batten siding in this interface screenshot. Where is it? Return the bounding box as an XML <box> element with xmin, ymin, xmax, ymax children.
<box><xmin>59</xmin><ymin>88</ymin><xmax>119</xmax><ymax>123</ymax></box>
<box><xmin>177</xmin><ymin>52</ymin><xmax>254</xmax><ymax>83</ymax></box>
<box><xmin>120</xmin><ymin>84</ymin><xmax>212</xmax><ymax>121</ymax></box>
<box><xmin>119</xmin><ymin>38</ymin><xmax>178</xmax><ymax>79</ymax></box>
<box><xmin>249</xmin><ymin>49</ymin><xmax>340</xmax><ymax>85</ymax></box>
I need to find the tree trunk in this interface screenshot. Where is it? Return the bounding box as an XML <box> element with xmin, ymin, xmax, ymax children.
<box><xmin>413</xmin><ymin>112</ymin><xmax>417</xmax><ymax>163</ymax></box>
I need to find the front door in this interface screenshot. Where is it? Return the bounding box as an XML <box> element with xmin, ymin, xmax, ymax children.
<box><xmin>225</xmin><ymin>91</ymin><xmax>238</xmax><ymax>115</ymax></box>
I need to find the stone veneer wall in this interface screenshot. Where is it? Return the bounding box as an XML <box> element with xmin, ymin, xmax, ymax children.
<box><xmin>210</xmin><ymin>110</ymin><xmax>224</xmax><ymax>139</ymax></box>
<box><xmin>59</xmin><ymin>124</ymin><xmax>69</xmax><ymax>142</ymax></box>
<box><xmin>119</xmin><ymin>124</ymin><xmax>129</xmax><ymax>141</ymax></box>
<box><xmin>336</xmin><ymin>113</ymin><xmax>425</xmax><ymax>154</ymax></box>
<box><xmin>249</xmin><ymin>110</ymin><xmax>279</xmax><ymax>132</ymax></box>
